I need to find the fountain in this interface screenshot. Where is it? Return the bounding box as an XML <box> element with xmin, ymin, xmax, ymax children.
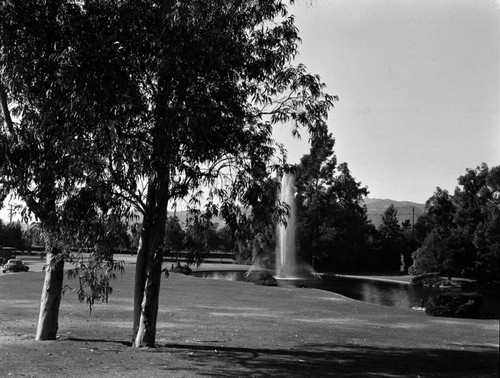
<box><xmin>275</xmin><ymin>173</ymin><xmax>314</xmax><ymax>280</ymax></box>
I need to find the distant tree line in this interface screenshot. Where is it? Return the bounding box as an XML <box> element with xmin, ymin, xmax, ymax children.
<box><xmin>5</xmin><ymin>161</ymin><xmax>498</xmax><ymax>284</ymax></box>
<box><xmin>159</xmin><ymin>214</ymin><xmax>234</xmax><ymax>265</ymax></box>
<box><xmin>162</xmin><ymin>138</ymin><xmax>497</xmax><ymax>284</ymax></box>
<box><xmin>219</xmin><ymin>133</ymin><xmax>498</xmax><ymax>282</ymax></box>
<box><xmin>0</xmin><ymin>220</ymin><xmax>25</xmax><ymax>249</ymax></box>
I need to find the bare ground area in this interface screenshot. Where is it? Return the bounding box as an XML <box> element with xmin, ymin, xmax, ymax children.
<box><xmin>0</xmin><ymin>257</ymin><xmax>498</xmax><ymax>377</ymax></box>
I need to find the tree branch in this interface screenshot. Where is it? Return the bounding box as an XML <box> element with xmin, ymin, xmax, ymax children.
<box><xmin>0</xmin><ymin>80</ymin><xmax>17</xmax><ymax>142</ymax></box>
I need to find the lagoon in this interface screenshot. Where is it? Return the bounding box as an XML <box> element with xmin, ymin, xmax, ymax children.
<box><xmin>193</xmin><ymin>270</ymin><xmax>499</xmax><ymax>319</ymax></box>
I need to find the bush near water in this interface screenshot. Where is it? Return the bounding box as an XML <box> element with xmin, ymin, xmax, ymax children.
<box><xmin>425</xmin><ymin>292</ymin><xmax>483</xmax><ymax>318</ymax></box>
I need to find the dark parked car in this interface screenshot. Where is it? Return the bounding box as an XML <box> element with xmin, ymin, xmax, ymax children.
<box><xmin>2</xmin><ymin>259</ymin><xmax>29</xmax><ymax>273</ymax></box>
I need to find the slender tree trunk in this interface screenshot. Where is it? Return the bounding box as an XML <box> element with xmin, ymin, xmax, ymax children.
<box><xmin>133</xmin><ymin>243</ymin><xmax>164</xmax><ymax>347</ymax></box>
<box><xmin>35</xmin><ymin>247</ymin><xmax>64</xmax><ymax>341</ymax></box>
<box><xmin>0</xmin><ymin>81</ymin><xmax>17</xmax><ymax>142</ymax></box>
<box><xmin>132</xmin><ymin>209</ymin><xmax>152</xmax><ymax>339</ymax></box>
<box><xmin>132</xmin><ymin>9</ymin><xmax>174</xmax><ymax>342</ymax></box>
<box><xmin>132</xmin><ymin>177</ymin><xmax>169</xmax><ymax>347</ymax></box>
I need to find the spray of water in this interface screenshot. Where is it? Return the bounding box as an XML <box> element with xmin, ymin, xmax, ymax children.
<box><xmin>275</xmin><ymin>173</ymin><xmax>296</xmax><ymax>278</ymax></box>
<box><xmin>275</xmin><ymin>173</ymin><xmax>315</xmax><ymax>279</ymax></box>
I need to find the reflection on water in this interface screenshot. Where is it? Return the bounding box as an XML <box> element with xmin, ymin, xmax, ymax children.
<box><xmin>302</xmin><ymin>275</ymin><xmax>440</xmax><ymax>310</ymax></box>
<box><xmin>193</xmin><ymin>271</ymin><xmax>499</xmax><ymax>318</ymax></box>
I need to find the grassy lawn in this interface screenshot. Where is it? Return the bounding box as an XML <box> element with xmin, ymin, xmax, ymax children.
<box><xmin>0</xmin><ymin>262</ymin><xmax>498</xmax><ymax>377</ymax></box>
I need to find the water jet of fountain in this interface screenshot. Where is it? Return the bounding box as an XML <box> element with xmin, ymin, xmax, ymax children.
<box><xmin>275</xmin><ymin>173</ymin><xmax>312</xmax><ymax>280</ymax></box>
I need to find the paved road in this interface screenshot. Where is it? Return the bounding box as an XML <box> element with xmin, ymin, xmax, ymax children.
<box><xmin>1</xmin><ymin>253</ymin><xmax>258</xmax><ymax>276</ymax></box>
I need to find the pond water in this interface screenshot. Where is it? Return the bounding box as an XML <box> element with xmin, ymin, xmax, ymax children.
<box><xmin>192</xmin><ymin>270</ymin><xmax>499</xmax><ymax>319</ymax></box>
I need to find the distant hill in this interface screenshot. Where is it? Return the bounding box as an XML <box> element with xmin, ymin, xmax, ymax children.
<box><xmin>363</xmin><ymin>198</ymin><xmax>425</xmax><ymax>228</ymax></box>
<box><xmin>139</xmin><ymin>199</ymin><xmax>426</xmax><ymax>230</ymax></box>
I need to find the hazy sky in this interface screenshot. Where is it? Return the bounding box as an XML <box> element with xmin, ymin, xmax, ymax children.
<box><xmin>275</xmin><ymin>0</ymin><xmax>500</xmax><ymax>203</ymax></box>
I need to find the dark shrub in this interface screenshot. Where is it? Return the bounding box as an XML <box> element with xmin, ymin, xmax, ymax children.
<box><xmin>171</xmin><ymin>264</ymin><xmax>192</xmax><ymax>275</ymax></box>
<box><xmin>411</xmin><ymin>272</ymin><xmax>440</xmax><ymax>286</ymax></box>
<box><xmin>248</xmin><ymin>271</ymin><xmax>278</xmax><ymax>286</ymax></box>
<box><xmin>425</xmin><ymin>292</ymin><xmax>483</xmax><ymax>318</ymax></box>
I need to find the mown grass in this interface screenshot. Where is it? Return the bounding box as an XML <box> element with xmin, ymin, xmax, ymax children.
<box><xmin>0</xmin><ymin>264</ymin><xmax>498</xmax><ymax>377</ymax></box>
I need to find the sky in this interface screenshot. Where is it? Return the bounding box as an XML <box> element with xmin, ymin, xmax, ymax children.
<box><xmin>274</xmin><ymin>0</ymin><xmax>500</xmax><ymax>203</ymax></box>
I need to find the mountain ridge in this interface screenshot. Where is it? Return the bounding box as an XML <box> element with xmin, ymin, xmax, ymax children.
<box><xmin>163</xmin><ymin>198</ymin><xmax>426</xmax><ymax>230</ymax></box>
<box><xmin>363</xmin><ymin>198</ymin><xmax>425</xmax><ymax>228</ymax></box>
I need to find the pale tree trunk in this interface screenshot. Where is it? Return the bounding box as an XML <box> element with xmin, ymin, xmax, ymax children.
<box><xmin>133</xmin><ymin>246</ymin><xmax>164</xmax><ymax>347</ymax></box>
<box><xmin>0</xmin><ymin>82</ymin><xmax>17</xmax><ymax>142</ymax></box>
<box><xmin>35</xmin><ymin>247</ymin><xmax>64</xmax><ymax>341</ymax></box>
<box><xmin>132</xmin><ymin>178</ymin><xmax>169</xmax><ymax>347</ymax></box>
<box><xmin>132</xmin><ymin>214</ymin><xmax>151</xmax><ymax>338</ymax></box>
<box><xmin>132</xmin><ymin>23</ymin><xmax>173</xmax><ymax>343</ymax></box>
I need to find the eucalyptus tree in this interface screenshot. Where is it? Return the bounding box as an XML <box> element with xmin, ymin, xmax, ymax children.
<box><xmin>95</xmin><ymin>0</ymin><xmax>334</xmax><ymax>347</ymax></box>
<box><xmin>0</xmin><ymin>0</ymin><xmax>130</xmax><ymax>340</ymax></box>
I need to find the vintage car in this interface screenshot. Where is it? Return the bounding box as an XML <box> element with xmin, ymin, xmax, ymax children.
<box><xmin>2</xmin><ymin>259</ymin><xmax>30</xmax><ymax>273</ymax></box>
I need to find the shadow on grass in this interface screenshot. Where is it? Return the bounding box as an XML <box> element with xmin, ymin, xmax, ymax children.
<box><xmin>63</xmin><ymin>336</ymin><xmax>132</xmax><ymax>347</ymax></box>
<box><xmin>8</xmin><ymin>335</ymin><xmax>494</xmax><ymax>377</ymax></box>
<box><xmin>153</xmin><ymin>342</ymin><xmax>499</xmax><ymax>378</ymax></box>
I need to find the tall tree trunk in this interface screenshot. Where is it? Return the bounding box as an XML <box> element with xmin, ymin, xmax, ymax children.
<box><xmin>35</xmin><ymin>247</ymin><xmax>64</xmax><ymax>341</ymax></box>
<box><xmin>132</xmin><ymin>209</ymin><xmax>152</xmax><ymax>339</ymax></box>
<box><xmin>132</xmin><ymin>178</ymin><xmax>169</xmax><ymax>347</ymax></box>
<box><xmin>133</xmin><ymin>243</ymin><xmax>164</xmax><ymax>347</ymax></box>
